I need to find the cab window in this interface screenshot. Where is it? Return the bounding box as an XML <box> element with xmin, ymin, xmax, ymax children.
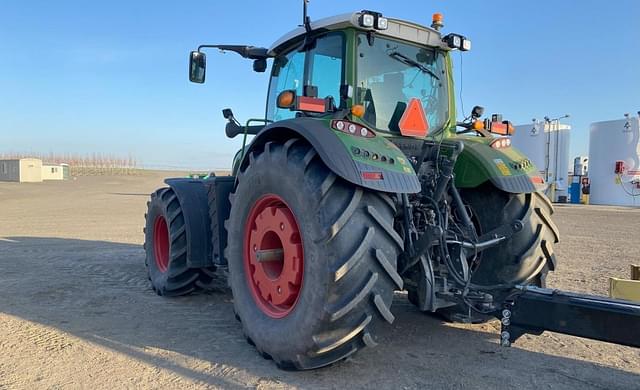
<box><xmin>307</xmin><ymin>34</ymin><xmax>344</xmax><ymax>105</ymax></box>
<box><xmin>266</xmin><ymin>50</ymin><xmax>305</xmax><ymax>121</ymax></box>
<box><xmin>266</xmin><ymin>33</ymin><xmax>344</xmax><ymax>122</ymax></box>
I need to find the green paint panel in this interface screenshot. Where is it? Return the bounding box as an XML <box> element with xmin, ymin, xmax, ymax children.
<box><xmin>316</xmin><ymin>117</ymin><xmax>415</xmax><ymax>175</ymax></box>
<box><xmin>231</xmin><ymin>149</ymin><xmax>243</xmax><ymax>176</ymax></box>
<box><xmin>334</xmin><ymin>130</ymin><xmax>415</xmax><ymax>174</ymax></box>
<box><xmin>453</xmin><ymin>135</ymin><xmax>539</xmax><ymax>188</ymax></box>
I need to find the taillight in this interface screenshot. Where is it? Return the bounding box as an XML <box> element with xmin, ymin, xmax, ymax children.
<box><xmin>331</xmin><ymin>120</ymin><xmax>375</xmax><ymax>138</ymax></box>
<box><xmin>531</xmin><ymin>176</ymin><xmax>544</xmax><ymax>184</ymax></box>
<box><xmin>362</xmin><ymin>171</ymin><xmax>384</xmax><ymax>180</ymax></box>
<box><xmin>490</xmin><ymin>137</ymin><xmax>512</xmax><ymax>149</ymax></box>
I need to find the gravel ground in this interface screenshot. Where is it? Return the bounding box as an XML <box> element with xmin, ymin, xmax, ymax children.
<box><xmin>0</xmin><ymin>172</ymin><xmax>639</xmax><ymax>389</ymax></box>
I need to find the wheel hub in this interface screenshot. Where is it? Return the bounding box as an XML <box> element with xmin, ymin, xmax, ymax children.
<box><xmin>153</xmin><ymin>215</ymin><xmax>170</xmax><ymax>273</ymax></box>
<box><xmin>244</xmin><ymin>194</ymin><xmax>304</xmax><ymax>318</ymax></box>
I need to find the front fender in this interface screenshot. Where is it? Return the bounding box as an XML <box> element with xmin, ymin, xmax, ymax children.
<box><xmin>454</xmin><ymin>137</ymin><xmax>545</xmax><ymax>194</ymax></box>
<box><xmin>163</xmin><ymin>178</ymin><xmax>213</xmax><ymax>268</ymax></box>
<box><xmin>238</xmin><ymin>118</ymin><xmax>421</xmax><ymax>194</ymax></box>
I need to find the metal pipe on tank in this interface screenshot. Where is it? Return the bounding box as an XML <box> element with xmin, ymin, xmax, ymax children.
<box><xmin>542</xmin><ymin>115</ymin><xmax>570</xmax><ymax>202</ymax></box>
<box><xmin>554</xmin><ymin>115</ymin><xmax>570</xmax><ymax>192</ymax></box>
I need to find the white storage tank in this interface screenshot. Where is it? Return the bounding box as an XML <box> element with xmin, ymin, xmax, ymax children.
<box><xmin>588</xmin><ymin>114</ymin><xmax>640</xmax><ymax>206</ymax></box>
<box><xmin>512</xmin><ymin>120</ymin><xmax>571</xmax><ymax>202</ymax></box>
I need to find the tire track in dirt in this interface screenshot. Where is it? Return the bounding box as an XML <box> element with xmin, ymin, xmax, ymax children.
<box><xmin>1</xmin><ymin>241</ymin><xmax>150</xmax><ymax>292</ymax></box>
<box><xmin>0</xmin><ymin>315</ymin><xmax>74</xmax><ymax>354</ymax></box>
<box><xmin>2</xmin><ymin>241</ymin><xmax>240</xmax><ymax>337</ymax></box>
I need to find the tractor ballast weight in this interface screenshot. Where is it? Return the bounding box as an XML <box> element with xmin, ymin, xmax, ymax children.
<box><xmin>143</xmin><ymin>7</ymin><xmax>639</xmax><ymax>370</ymax></box>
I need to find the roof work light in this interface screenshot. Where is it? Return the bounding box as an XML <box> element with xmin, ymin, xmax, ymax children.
<box><xmin>359</xmin><ymin>10</ymin><xmax>388</xmax><ymax>30</ymax></box>
<box><xmin>443</xmin><ymin>33</ymin><xmax>472</xmax><ymax>51</ymax></box>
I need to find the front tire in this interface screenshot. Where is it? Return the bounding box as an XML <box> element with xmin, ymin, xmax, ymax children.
<box><xmin>225</xmin><ymin>139</ymin><xmax>403</xmax><ymax>370</ymax></box>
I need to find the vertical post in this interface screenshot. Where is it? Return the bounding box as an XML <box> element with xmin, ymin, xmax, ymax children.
<box><xmin>544</xmin><ymin>118</ymin><xmax>550</xmax><ymax>186</ymax></box>
<box><xmin>302</xmin><ymin>0</ymin><xmax>307</xmax><ymax>24</ymax></box>
<box><xmin>302</xmin><ymin>0</ymin><xmax>310</xmax><ymax>30</ymax></box>
<box><xmin>632</xmin><ymin>264</ymin><xmax>640</xmax><ymax>281</ymax></box>
<box><xmin>553</xmin><ymin>118</ymin><xmax>566</xmax><ymax>201</ymax></box>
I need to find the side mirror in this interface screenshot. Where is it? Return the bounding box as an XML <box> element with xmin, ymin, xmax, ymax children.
<box><xmin>222</xmin><ymin>108</ymin><xmax>234</xmax><ymax>120</ymax></box>
<box><xmin>471</xmin><ymin>105</ymin><xmax>484</xmax><ymax>119</ymax></box>
<box><xmin>189</xmin><ymin>51</ymin><xmax>206</xmax><ymax>83</ymax></box>
<box><xmin>253</xmin><ymin>58</ymin><xmax>267</xmax><ymax>73</ymax></box>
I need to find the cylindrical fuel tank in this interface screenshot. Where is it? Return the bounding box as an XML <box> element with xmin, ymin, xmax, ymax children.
<box><xmin>512</xmin><ymin>121</ymin><xmax>571</xmax><ymax>202</ymax></box>
<box><xmin>588</xmin><ymin>116</ymin><xmax>640</xmax><ymax>206</ymax></box>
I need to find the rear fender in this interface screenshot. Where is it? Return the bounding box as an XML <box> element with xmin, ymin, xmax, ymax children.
<box><xmin>454</xmin><ymin>138</ymin><xmax>545</xmax><ymax>194</ymax></box>
<box><xmin>237</xmin><ymin>118</ymin><xmax>421</xmax><ymax>194</ymax></box>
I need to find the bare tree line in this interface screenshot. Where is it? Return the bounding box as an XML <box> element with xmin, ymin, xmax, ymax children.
<box><xmin>0</xmin><ymin>152</ymin><xmax>140</xmax><ymax>176</ymax></box>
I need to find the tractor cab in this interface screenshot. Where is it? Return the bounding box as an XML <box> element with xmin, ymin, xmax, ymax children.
<box><xmin>190</xmin><ymin>11</ymin><xmax>471</xmax><ymax>139</ymax></box>
<box><xmin>266</xmin><ymin>13</ymin><xmax>458</xmax><ymax>137</ymax></box>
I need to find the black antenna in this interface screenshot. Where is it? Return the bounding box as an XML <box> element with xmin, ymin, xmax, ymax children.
<box><xmin>302</xmin><ymin>0</ymin><xmax>311</xmax><ymax>32</ymax></box>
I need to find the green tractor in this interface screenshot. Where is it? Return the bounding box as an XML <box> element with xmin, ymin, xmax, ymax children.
<box><xmin>144</xmin><ymin>6</ymin><xmax>639</xmax><ymax>370</ymax></box>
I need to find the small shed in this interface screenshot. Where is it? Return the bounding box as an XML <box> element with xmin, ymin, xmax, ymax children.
<box><xmin>0</xmin><ymin>158</ymin><xmax>43</xmax><ymax>182</ymax></box>
<box><xmin>61</xmin><ymin>163</ymin><xmax>70</xmax><ymax>179</ymax></box>
<box><xmin>42</xmin><ymin>163</ymin><xmax>65</xmax><ymax>180</ymax></box>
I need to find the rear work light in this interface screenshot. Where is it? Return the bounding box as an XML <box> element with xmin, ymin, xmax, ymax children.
<box><xmin>443</xmin><ymin>33</ymin><xmax>472</xmax><ymax>51</ymax></box>
<box><xmin>490</xmin><ymin>137</ymin><xmax>512</xmax><ymax>149</ymax></box>
<box><xmin>331</xmin><ymin>120</ymin><xmax>375</xmax><ymax>138</ymax></box>
<box><xmin>360</xmin><ymin>13</ymin><xmax>374</xmax><ymax>27</ymax></box>
<box><xmin>359</xmin><ymin>10</ymin><xmax>388</xmax><ymax>30</ymax></box>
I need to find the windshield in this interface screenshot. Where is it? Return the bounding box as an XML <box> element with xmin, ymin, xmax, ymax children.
<box><xmin>356</xmin><ymin>34</ymin><xmax>449</xmax><ymax>133</ymax></box>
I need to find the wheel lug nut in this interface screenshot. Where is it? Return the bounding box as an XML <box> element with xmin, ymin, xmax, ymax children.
<box><xmin>277</xmin><ymin>286</ymin><xmax>282</xmax><ymax>294</ymax></box>
<box><xmin>253</xmin><ymin>245</ymin><xmax>257</xmax><ymax>252</ymax></box>
<box><xmin>280</xmin><ymin>223</ymin><xmax>285</xmax><ymax>231</ymax></box>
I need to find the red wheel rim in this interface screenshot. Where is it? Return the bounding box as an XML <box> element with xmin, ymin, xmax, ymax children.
<box><xmin>153</xmin><ymin>215</ymin><xmax>170</xmax><ymax>273</ymax></box>
<box><xmin>244</xmin><ymin>194</ymin><xmax>304</xmax><ymax>318</ymax></box>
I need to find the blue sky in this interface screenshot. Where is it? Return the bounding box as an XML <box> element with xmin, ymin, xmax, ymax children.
<box><xmin>1</xmin><ymin>1</ymin><xmax>638</xmax><ymax>170</ymax></box>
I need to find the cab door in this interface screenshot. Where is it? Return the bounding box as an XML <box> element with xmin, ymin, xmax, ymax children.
<box><xmin>265</xmin><ymin>33</ymin><xmax>345</xmax><ymax>122</ymax></box>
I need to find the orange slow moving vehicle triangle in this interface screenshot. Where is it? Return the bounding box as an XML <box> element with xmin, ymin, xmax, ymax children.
<box><xmin>398</xmin><ymin>98</ymin><xmax>429</xmax><ymax>137</ymax></box>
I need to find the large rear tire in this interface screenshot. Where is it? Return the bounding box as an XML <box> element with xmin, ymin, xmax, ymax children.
<box><xmin>225</xmin><ymin>139</ymin><xmax>403</xmax><ymax>370</ymax></box>
<box><xmin>461</xmin><ymin>183</ymin><xmax>559</xmax><ymax>291</ymax></box>
<box><xmin>434</xmin><ymin>183</ymin><xmax>559</xmax><ymax>321</ymax></box>
<box><xmin>144</xmin><ymin>187</ymin><xmax>214</xmax><ymax>296</ymax></box>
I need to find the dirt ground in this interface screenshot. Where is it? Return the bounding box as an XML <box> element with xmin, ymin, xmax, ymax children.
<box><xmin>1</xmin><ymin>172</ymin><xmax>639</xmax><ymax>389</ymax></box>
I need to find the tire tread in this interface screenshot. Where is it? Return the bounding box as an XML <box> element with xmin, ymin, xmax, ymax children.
<box><xmin>227</xmin><ymin>140</ymin><xmax>402</xmax><ymax>370</ymax></box>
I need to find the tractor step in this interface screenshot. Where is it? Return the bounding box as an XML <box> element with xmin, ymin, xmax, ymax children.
<box><xmin>499</xmin><ymin>286</ymin><xmax>640</xmax><ymax>348</ymax></box>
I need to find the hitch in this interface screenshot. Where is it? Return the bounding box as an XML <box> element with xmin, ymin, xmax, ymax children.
<box><xmin>498</xmin><ymin>286</ymin><xmax>640</xmax><ymax>348</ymax></box>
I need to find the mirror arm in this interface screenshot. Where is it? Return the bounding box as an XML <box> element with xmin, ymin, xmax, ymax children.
<box><xmin>196</xmin><ymin>44</ymin><xmax>272</xmax><ymax>60</ymax></box>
